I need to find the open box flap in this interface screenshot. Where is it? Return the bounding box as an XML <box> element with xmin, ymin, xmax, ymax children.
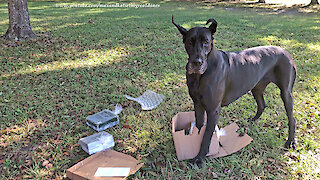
<box><xmin>211</xmin><ymin>122</ymin><xmax>253</xmax><ymax>158</ymax></box>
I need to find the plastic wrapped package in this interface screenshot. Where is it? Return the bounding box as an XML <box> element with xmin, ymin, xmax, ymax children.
<box><xmin>86</xmin><ymin>104</ymin><xmax>122</xmax><ymax>132</ymax></box>
<box><xmin>79</xmin><ymin>131</ymin><xmax>115</xmax><ymax>155</ymax></box>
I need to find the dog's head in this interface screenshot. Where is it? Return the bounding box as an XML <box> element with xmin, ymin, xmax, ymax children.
<box><xmin>172</xmin><ymin>16</ymin><xmax>217</xmax><ymax>74</ymax></box>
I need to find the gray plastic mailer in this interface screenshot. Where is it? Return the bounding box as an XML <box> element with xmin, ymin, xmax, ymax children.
<box><xmin>125</xmin><ymin>90</ymin><xmax>165</xmax><ymax>110</ymax></box>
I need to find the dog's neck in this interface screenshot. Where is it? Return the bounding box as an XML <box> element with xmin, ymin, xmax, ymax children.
<box><xmin>206</xmin><ymin>45</ymin><xmax>217</xmax><ymax>70</ymax></box>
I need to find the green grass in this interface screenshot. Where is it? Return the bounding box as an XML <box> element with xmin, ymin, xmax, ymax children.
<box><xmin>0</xmin><ymin>0</ymin><xmax>319</xmax><ymax>179</ymax></box>
<box><xmin>204</xmin><ymin>0</ymin><xmax>320</xmax><ymax>14</ymax></box>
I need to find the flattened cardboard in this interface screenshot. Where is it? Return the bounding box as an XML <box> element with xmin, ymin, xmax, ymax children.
<box><xmin>66</xmin><ymin>150</ymin><xmax>143</xmax><ymax>180</ymax></box>
<box><xmin>172</xmin><ymin>111</ymin><xmax>253</xmax><ymax>161</ymax></box>
<box><xmin>210</xmin><ymin>123</ymin><xmax>253</xmax><ymax>158</ymax></box>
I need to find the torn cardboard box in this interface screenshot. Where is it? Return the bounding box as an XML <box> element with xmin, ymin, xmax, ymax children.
<box><xmin>67</xmin><ymin>150</ymin><xmax>143</xmax><ymax>180</ymax></box>
<box><xmin>172</xmin><ymin>111</ymin><xmax>253</xmax><ymax>161</ymax></box>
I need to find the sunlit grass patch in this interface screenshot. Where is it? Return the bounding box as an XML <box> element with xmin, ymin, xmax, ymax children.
<box><xmin>286</xmin><ymin>150</ymin><xmax>320</xmax><ymax>178</ymax></box>
<box><xmin>1</xmin><ymin>44</ymin><xmax>129</xmax><ymax>78</ymax></box>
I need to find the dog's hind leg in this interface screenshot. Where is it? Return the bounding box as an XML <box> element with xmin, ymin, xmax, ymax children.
<box><xmin>250</xmin><ymin>82</ymin><xmax>269</xmax><ymax>121</ymax></box>
<box><xmin>275</xmin><ymin>63</ymin><xmax>297</xmax><ymax>149</ymax></box>
<box><xmin>281</xmin><ymin>89</ymin><xmax>296</xmax><ymax>149</ymax></box>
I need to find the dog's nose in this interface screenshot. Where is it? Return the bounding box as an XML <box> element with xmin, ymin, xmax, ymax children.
<box><xmin>193</xmin><ymin>59</ymin><xmax>203</xmax><ymax>66</ymax></box>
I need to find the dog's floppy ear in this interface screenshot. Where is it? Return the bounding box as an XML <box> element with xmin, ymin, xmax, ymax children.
<box><xmin>206</xmin><ymin>18</ymin><xmax>217</xmax><ymax>35</ymax></box>
<box><xmin>172</xmin><ymin>15</ymin><xmax>187</xmax><ymax>36</ymax></box>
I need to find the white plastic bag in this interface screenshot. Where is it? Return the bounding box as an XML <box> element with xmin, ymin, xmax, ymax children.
<box><xmin>215</xmin><ymin>125</ymin><xmax>226</xmax><ymax>141</ymax></box>
<box><xmin>79</xmin><ymin>131</ymin><xmax>115</xmax><ymax>155</ymax></box>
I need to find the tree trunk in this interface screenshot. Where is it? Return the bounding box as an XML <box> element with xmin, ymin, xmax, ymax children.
<box><xmin>309</xmin><ymin>0</ymin><xmax>319</xmax><ymax>5</ymax></box>
<box><xmin>4</xmin><ymin>0</ymin><xmax>37</xmax><ymax>40</ymax></box>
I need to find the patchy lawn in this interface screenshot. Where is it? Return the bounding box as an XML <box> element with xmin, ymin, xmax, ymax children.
<box><xmin>0</xmin><ymin>0</ymin><xmax>319</xmax><ymax>179</ymax></box>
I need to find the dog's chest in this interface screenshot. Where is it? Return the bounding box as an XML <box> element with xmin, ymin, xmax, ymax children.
<box><xmin>187</xmin><ymin>75</ymin><xmax>204</xmax><ymax>102</ymax></box>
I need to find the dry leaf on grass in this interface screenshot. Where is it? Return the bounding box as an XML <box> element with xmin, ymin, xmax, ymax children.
<box><xmin>123</xmin><ymin>124</ymin><xmax>132</xmax><ymax>130</ymax></box>
<box><xmin>130</xmin><ymin>147</ymin><xmax>137</xmax><ymax>153</ymax></box>
<box><xmin>46</xmin><ymin>163</ymin><xmax>53</xmax><ymax>169</ymax></box>
<box><xmin>267</xmin><ymin>158</ymin><xmax>275</xmax><ymax>163</ymax></box>
<box><xmin>42</xmin><ymin>160</ymin><xmax>49</xmax><ymax>167</ymax></box>
<box><xmin>0</xmin><ymin>159</ymin><xmax>5</xmax><ymax>164</ymax></box>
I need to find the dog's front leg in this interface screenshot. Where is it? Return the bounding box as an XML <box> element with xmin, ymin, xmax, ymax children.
<box><xmin>192</xmin><ymin>106</ymin><xmax>221</xmax><ymax>166</ymax></box>
<box><xmin>194</xmin><ymin>103</ymin><xmax>205</xmax><ymax>134</ymax></box>
<box><xmin>189</xmin><ymin>89</ymin><xmax>205</xmax><ymax>134</ymax></box>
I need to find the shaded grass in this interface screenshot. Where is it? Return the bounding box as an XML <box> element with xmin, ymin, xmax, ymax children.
<box><xmin>0</xmin><ymin>0</ymin><xmax>319</xmax><ymax>179</ymax></box>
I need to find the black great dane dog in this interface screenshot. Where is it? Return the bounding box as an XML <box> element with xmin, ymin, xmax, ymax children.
<box><xmin>172</xmin><ymin>17</ymin><xmax>297</xmax><ymax>166</ymax></box>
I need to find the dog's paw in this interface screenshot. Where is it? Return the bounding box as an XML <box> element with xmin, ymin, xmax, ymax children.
<box><xmin>284</xmin><ymin>139</ymin><xmax>296</xmax><ymax>150</ymax></box>
<box><xmin>189</xmin><ymin>156</ymin><xmax>204</xmax><ymax>168</ymax></box>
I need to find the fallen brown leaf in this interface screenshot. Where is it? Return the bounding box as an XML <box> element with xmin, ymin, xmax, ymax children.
<box><xmin>264</xmin><ymin>166</ymin><xmax>273</xmax><ymax>171</ymax></box>
<box><xmin>116</xmin><ymin>139</ymin><xmax>123</xmax><ymax>143</ymax></box>
<box><xmin>26</xmin><ymin>158</ymin><xmax>33</xmax><ymax>166</ymax></box>
<box><xmin>123</xmin><ymin>124</ymin><xmax>132</xmax><ymax>130</ymax></box>
<box><xmin>267</xmin><ymin>158</ymin><xmax>275</xmax><ymax>163</ymax></box>
<box><xmin>46</xmin><ymin>163</ymin><xmax>53</xmax><ymax>169</ymax></box>
<box><xmin>0</xmin><ymin>127</ymin><xmax>10</xmax><ymax>134</ymax></box>
<box><xmin>130</xmin><ymin>147</ymin><xmax>137</xmax><ymax>153</ymax></box>
<box><xmin>0</xmin><ymin>159</ymin><xmax>5</xmax><ymax>164</ymax></box>
<box><xmin>42</xmin><ymin>160</ymin><xmax>49</xmax><ymax>167</ymax></box>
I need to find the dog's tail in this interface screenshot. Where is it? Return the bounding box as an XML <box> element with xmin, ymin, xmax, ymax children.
<box><xmin>290</xmin><ymin>66</ymin><xmax>296</xmax><ymax>93</ymax></box>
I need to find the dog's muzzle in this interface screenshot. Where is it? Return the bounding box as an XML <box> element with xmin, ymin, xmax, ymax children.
<box><xmin>187</xmin><ymin>59</ymin><xmax>208</xmax><ymax>74</ymax></box>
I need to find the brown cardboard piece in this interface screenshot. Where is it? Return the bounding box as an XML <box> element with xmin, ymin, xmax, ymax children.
<box><xmin>172</xmin><ymin>111</ymin><xmax>253</xmax><ymax>161</ymax></box>
<box><xmin>66</xmin><ymin>150</ymin><xmax>143</xmax><ymax>180</ymax></box>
